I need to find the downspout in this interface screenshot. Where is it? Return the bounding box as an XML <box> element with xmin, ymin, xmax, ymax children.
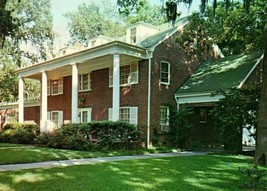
<box><xmin>146</xmin><ymin>49</ymin><xmax>153</xmax><ymax>148</ymax></box>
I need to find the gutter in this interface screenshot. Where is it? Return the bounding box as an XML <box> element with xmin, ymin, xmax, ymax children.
<box><xmin>146</xmin><ymin>49</ymin><xmax>154</xmax><ymax>148</ymax></box>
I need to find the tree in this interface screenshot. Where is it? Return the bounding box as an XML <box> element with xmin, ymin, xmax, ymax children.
<box><xmin>211</xmin><ymin>87</ymin><xmax>260</xmax><ymax>153</ymax></box>
<box><xmin>177</xmin><ymin>2</ymin><xmax>265</xmax><ymax>60</ymax></box>
<box><xmin>122</xmin><ymin>0</ymin><xmax>165</xmax><ymax>25</ymax></box>
<box><xmin>0</xmin><ymin>0</ymin><xmax>53</xmax><ymax>101</ymax></box>
<box><xmin>65</xmin><ymin>0</ymin><xmax>125</xmax><ymax>46</ymax></box>
<box><xmin>117</xmin><ymin>0</ymin><xmax>267</xmax><ymax>165</ymax></box>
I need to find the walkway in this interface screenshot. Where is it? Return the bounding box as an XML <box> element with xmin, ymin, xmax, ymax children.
<box><xmin>0</xmin><ymin>151</ymin><xmax>207</xmax><ymax>172</ymax></box>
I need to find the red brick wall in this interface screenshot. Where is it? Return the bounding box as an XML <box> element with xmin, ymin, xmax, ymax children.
<box><xmin>48</xmin><ymin>76</ymin><xmax>72</xmax><ymax>121</ymax></box>
<box><xmin>78</xmin><ymin>60</ymin><xmax>149</xmax><ymax>126</ymax></box>
<box><xmin>24</xmin><ymin>106</ymin><xmax>40</xmax><ymax>124</ymax></box>
<box><xmin>149</xmin><ymin>31</ymin><xmax>199</xmax><ymax>137</ymax></box>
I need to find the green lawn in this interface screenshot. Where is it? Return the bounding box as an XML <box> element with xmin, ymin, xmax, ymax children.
<box><xmin>0</xmin><ymin>155</ymin><xmax>266</xmax><ymax>191</ymax></box>
<box><xmin>0</xmin><ymin>143</ymin><xmax>173</xmax><ymax>165</ymax></box>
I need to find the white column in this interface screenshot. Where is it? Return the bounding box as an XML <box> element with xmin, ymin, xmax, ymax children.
<box><xmin>18</xmin><ymin>76</ymin><xmax>24</xmax><ymax>123</ymax></box>
<box><xmin>71</xmin><ymin>63</ymin><xmax>78</xmax><ymax>123</ymax></box>
<box><xmin>40</xmin><ymin>71</ymin><xmax>48</xmax><ymax>132</ymax></box>
<box><xmin>112</xmin><ymin>54</ymin><xmax>120</xmax><ymax>121</ymax></box>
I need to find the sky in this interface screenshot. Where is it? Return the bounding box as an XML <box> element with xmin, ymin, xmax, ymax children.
<box><xmin>50</xmin><ymin>0</ymin><xmax>201</xmax><ymax>46</ymax></box>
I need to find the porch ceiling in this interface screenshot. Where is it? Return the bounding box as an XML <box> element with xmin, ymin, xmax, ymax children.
<box><xmin>17</xmin><ymin>41</ymin><xmax>148</xmax><ymax>80</ymax></box>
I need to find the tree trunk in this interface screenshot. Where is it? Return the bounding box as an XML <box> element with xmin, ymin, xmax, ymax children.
<box><xmin>254</xmin><ymin>22</ymin><xmax>267</xmax><ymax>165</ymax></box>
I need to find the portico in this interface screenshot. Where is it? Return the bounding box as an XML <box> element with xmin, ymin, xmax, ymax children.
<box><xmin>17</xmin><ymin>41</ymin><xmax>147</xmax><ymax>132</ymax></box>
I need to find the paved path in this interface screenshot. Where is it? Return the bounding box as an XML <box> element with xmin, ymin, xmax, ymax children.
<box><xmin>0</xmin><ymin>151</ymin><xmax>206</xmax><ymax>172</ymax></box>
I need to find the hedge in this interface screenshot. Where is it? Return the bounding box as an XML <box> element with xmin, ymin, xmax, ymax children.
<box><xmin>0</xmin><ymin>123</ymin><xmax>38</xmax><ymax>144</ymax></box>
<box><xmin>35</xmin><ymin>121</ymin><xmax>141</xmax><ymax>151</ymax></box>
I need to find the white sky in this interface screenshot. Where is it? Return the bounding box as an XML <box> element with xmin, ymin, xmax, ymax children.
<box><xmin>51</xmin><ymin>0</ymin><xmax>201</xmax><ymax>46</ymax></box>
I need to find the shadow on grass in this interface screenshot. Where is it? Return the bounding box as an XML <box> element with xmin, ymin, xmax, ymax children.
<box><xmin>1</xmin><ymin>155</ymin><xmax>266</xmax><ymax>191</ymax></box>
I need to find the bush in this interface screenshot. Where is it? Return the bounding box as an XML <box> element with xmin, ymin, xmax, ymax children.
<box><xmin>240</xmin><ymin>164</ymin><xmax>266</xmax><ymax>191</ymax></box>
<box><xmin>0</xmin><ymin>123</ymin><xmax>38</xmax><ymax>144</ymax></box>
<box><xmin>35</xmin><ymin>121</ymin><xmax>141</xmax><ymax>151</ymax></box>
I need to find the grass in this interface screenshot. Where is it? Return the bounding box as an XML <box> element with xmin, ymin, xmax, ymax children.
<box><xmin>0</xmin><ymin>143</ymin><xmax>174</xmax><ymax>165</ymax></box>
<box><xmin>0</xmin><ymin>155</ymin><xmax>266</xmax><ymax>191</ymax></box>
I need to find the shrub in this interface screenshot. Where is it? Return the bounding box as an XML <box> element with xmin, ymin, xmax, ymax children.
<box><xmin>240</xmin><ymin>164</ymin><xmax>266</xmax><ymax>191</ymax></box>
<box><xmin>36</xmin><ymin>121</ymin><xmax>141</xmax><ymax>151</ymax></box>
<box><xmin>0</xmin><ymin>123</ymin><xmax>38</xmax><ymax>144</ymax></box>
<box><xmin>168</xmin><ymin>107</ymin><xmax>192</xmax><ymax>149</ymax></box>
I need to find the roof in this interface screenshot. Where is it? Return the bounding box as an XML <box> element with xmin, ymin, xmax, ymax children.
<box><xmin>176</xmin><ymin>51</ymin><xmax>263</xmax><ymax>96</ymax></box>
<box><xmin>139</xmin><ymin>17</ymin><xmax>188</xmax><ymax>49</ymax></box>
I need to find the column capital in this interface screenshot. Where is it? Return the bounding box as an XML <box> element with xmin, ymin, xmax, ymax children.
<box><xmin>70</xmin><ymin>62</ymin><xmax>77</xmax><ymax>66</ymax></box>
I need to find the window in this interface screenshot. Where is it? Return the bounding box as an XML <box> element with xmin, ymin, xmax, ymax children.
<box><xmin>91</xmin><ymin>40</ymin><xmax>96</xmax><ymax>47</ymax></box>
<box><xmin>160</xmin><ymin>106</ymin><xmax>169</xmax><ymax>132</ymax></box>
<box><xmin>130</xmin><ymin>28</ymin><xmax>136</xmax><ymax>44</ymax></box>
<box><xmin>47</xmin><ymin>111</ymin><xmax>63</xmax><ymax>129</ymax></box>
<box><xmin>108</xmin><ymin>107</ymin><xmax>138</xmax><ymax>125</ymax></box>
<box><xmin>48</xmin><ymin>78</ymin><xmax>63</xmax><ymax>95</ymax></box>
<box><xmin>160</xmin><ymin>61</ymin><xmax>170</xmax><ymax>84</ymax></box>
<box><xmin>120</xmin><ymin>65</ymin><xmax>131</xmax><ymax>85</ymax></box>
<box><xmin>200</xmin><ymin>109</ymin><xmax>207</xmax><ymax>123</ymax></box>
<box><xmin>78</xmin><ymin>108</ymin><xmax>92</xmax><ymax>123</ymax></box>
<box><xmin>109</xmin><ymin>62</ymin><xmax>138</xmax><ymax>87</ymax></box>
<box><xmin>119</xmin><ymin>108</ymin><xmax>131</xmax><ymax>123</ymax></box>
<box><xmin>79</xmin><ymin>73</ymin><xmax>91</xmax><ymax>92</ymax></box>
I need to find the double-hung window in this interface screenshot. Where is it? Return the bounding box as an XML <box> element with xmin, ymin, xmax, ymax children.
<box><xmin>130</xmin><ymin>28</ymin><xmax>137</xmax><ymax>44</ymax></box>
<box><xmin>79</xmin><ymin>73</ymin><xmax>91</xmax><ymax>92</ymax></box>
<box><xmin>109</xmin><ymin>62</ymin><xmax>138</xmax><ymax>87</ymax></box>
<box><xmin>160</xmin><ymin>61</ymin><xmax>170</xmax><ymax>85</ymax></box>
<box><xmin>48</xmin><ymin>78</ymin><xmax>63</xmax><ymax>96</ymax></box>
<box><xmin>160</xmin><ymin>106</ymin><xmax>170</xmax><ymax>132</ymax></box>
<box><xmin>47</xmin><ymin>111</ymin><xmax>63</xmax><ymax>129</ymax></box>
<box><xmin>78</xmin><ymin>108</ymin><xmax>92</xmax><ymax>123</ymax></box>
<box><xmin>108</xmin><ymin>107</ymin><xmax>138</xmax><ymax>125</ymax></box>
<box><xmin>199</xmin><ymin>109</ymin><xmax>207</xmax><ymax>123</ymax></box>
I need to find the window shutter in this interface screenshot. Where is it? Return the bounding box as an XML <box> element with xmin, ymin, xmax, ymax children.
<box><xmin>108</xmin><ymin>108</ymin><xmax>113</xmax><ymax>121</ymax></box>
<box><xmin>47</xmin><ymin>80</ymin><xmax>51</xmax><ymax>96</ymax></box>
<box><xmin>109</xmin><ymin>68</ymin><xmax>113</xmax><ymax>87</ymax></box>
<box><xmin>58</xmin><ymin>78</ymin><xmax>63</xmax><ymax>94</ymax></box>
<box><xmin>130</xmin><ymin>62</ymin><xmax>138</xmax><ymax>84</ymax></box>
<box><xmin>58</xmin><ymin>111</ymin><xmax>63</xmax><ymax>127</ymax></box>
<box><xmin>47</xmin><ymin>112</ymin><xmax>51</xmax><ymax>120</ymax></box>
<box><xmin>88</xmin><ymin>108</ymin><xmax>92</xmax><ymax>122</ymax></box>
<box><xmin>88</xmin><ymin>73</ymin><xmax>92</xmax><ymax>90</ymax></box>
<box><xmin>130</xmin><ymin>107</ymin><xmax>138</xmax><ymax>125</ymax></box>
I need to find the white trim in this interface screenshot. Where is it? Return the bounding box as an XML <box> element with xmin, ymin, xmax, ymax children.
<box><xmin>17</xmin><ymin>41</ymin><xmax>147</xmax><ymax>78</ymax></box>
<box><xmin>238</xmin><ymin>54</ymin><xmax>264</xmax><ymax>88</ymax></box>
<box><xmin>41</xmin><ymin>71</ymin><xmax>48</xmax><ymax>132</ymax></box>
<box><xmin>71</xmin><ymin>63</ymin><xmax>78</xmax><ymax>123</ymax></box>
<box><xmin>146</xmin><ymin>49</ymin><xmax>153</xmax><ymax>148</ymax></box>
<box><xmin>160</xmin><ymin>106</ymin><xmax>170</xmax><ymax>132</ymax></box>
<box><xmin>176</xmin><ymin>94</ymin><xmax>224</xmax><ymax>104</ymax></box>
<box><xmin>160</xmin><ymin>61</ymin><xmax>171</xmax><ymax>85</ymax></box>
<box><xmin>79</xmin><ymin>73</ymin><xmax>91</xmax><ymax>92</ymax></box>
<box><xmin>78</xmin><ymin>108</ymin><xmax>92</xmax><ymax>123</ymax></box>
<box><xmin>18</xmin><ymin>76</ymin><xmax>24</xmax><ymax>123</ymax></box>
<box><xmin>112</xmin><ymin>54</ymin><xmax>120</xmax><ymax>121</ymax></box>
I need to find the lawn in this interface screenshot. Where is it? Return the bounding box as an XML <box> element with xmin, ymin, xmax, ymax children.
<box><xmin>0</xmin><ymin>143</ymin><xmax>173</xmax><ymax>165</ymax></box>
<box><xmin>0</xmin><ymin>155</ymin><xmax>266</xmax><ymax>191</ymax></box>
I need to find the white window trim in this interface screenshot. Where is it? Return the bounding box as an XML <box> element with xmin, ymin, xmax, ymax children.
<box><xmin>78</xmin><ymin>108</ymin><xmax>92</xmax><ymax>123</ymax></box>
<box><xmin>48</xmin><ymin>78</ymin><xmax>63</xmax><ymax>96</ymax></box>
<box><xmin>160</xmin><ymin>61</ymin><xmax>171</xmax><ymax>85</ymax></box>
<box><xmin>109</xmin><ymin>62</ymin><xmax>138</xmax><ymax>87</ymax></box>
<box><xmin>47</xmin><ymin>110</ymin><xmax>63</xmax><ymax>129</ymax></box>
<box><xmin>108</xmin><ymin>106</ymin><xmax>138</xmax><ymax>125</ymax></box>
<box><xmin>79</xmin><ymin>73</ymin><xmax>91</xmax><ymax>92</ymax></box>
<box><xmin>160</xmin><ymin>106</ymin><xmax>170</xmax><ymax>132</ymax></box>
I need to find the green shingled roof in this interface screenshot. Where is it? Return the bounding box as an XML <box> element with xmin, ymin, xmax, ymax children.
<box><xmin>139</xmin><ymin>17</ymin><xmax>188</xmax><ymax>48</ymax></box>
<box><xmin>176</xmin><ymin>51</ymin><xmax>263</xmax><ymax>96</ymax></box>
